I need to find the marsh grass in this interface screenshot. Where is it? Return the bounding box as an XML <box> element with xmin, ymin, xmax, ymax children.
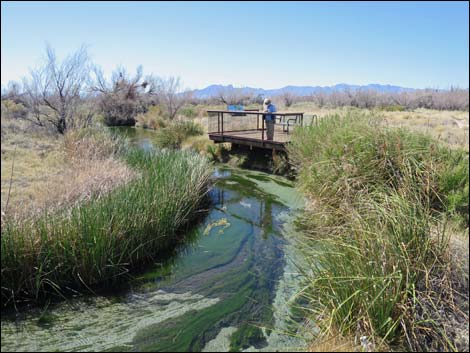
<box><xmin>1</xmin><ymin>147</ymin><xmax>212</xmax><ymax>306</ymax></box>
<box><xmin>289</xmin><ymin>111</ymin><xmax>469</xmax><ymax>351</ymax></box>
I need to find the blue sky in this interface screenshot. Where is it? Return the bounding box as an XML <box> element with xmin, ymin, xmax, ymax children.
<box><xmin>1</xmin><ymin>1</ymin><xmax>469</xmax><ymax>90</ymax></box>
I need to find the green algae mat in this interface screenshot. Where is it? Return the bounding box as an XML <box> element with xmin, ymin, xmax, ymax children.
<box><xmin>1</xmin><ymin>161</ymin><xmax>307</xmax><ymax>352</ymax></box>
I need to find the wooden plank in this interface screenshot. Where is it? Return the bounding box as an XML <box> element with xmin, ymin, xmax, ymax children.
<box><xmin>209</xmin><ymin>129</ymin><xmax>291</xmax><ymax>143</ymax></box>
<box><xmin>209</xmin><ymin>133</ymin><xmax>287</xmax><ymax>151</ymax></box>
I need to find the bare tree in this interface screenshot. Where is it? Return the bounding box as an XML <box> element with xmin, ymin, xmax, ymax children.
<box><xmin>22</xmin><ymin>45</ymin><xmax>90</xmax><ymax>134</ymax></box>
<box><xmin>310</xmin><ymin>91</ymin><xmax>326</xmax><ymax>108</ymax></box>
<box><xmin>217</xmin><ymin>86</ymin><xmax>255</xmax><ymax>106</ymax></box>
<box><xmin>279</xmin><ymin>91</ymin><xmax>295</xmax><ymax>107</ymax></box>
<box><xmin>92</xmin><ymin>65</ymin><xmax>150</xmax><ymax>125</ymax></box>
<box><xmin>1</xmin><ymin>81</ymin><xmax>24</xmax><ymax>103</ymax></box>
<box><xmin>152</xmin><ymin>76</ymin><xmax>191</xmax><ymax>120</ymax></box>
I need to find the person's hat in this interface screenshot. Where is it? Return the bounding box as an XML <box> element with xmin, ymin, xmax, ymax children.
<box><xmin>263</xmin><ymin>98</ymin><xmax>271</xmax><ymax>105</ymax></box>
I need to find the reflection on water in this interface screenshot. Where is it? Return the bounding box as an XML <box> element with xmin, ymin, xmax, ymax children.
<box><xmin>109</xmin><ymin>126</ymin><xmax>157</xmax><ymax>151</ymax></box>
<box><xmin>1</xmin><ymin>128</ymin><xmax>307</xmax><ymax>352</ymax></box>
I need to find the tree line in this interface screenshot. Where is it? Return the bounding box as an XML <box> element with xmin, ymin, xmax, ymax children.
<box><xmin>204</xmin><ymin>86</ymin><xmax>469</xmax><ymax>111</ymax></box>
<box><xmin>2</xmin><ymin>46</ymin><xmax>469</xmax><ymax>135</ymax></box>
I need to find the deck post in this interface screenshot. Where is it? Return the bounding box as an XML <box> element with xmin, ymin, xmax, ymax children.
<box><xmin>221</xmin><ymin>112</ymin><xmax>224</xmax><ymax>136</ymax></box>
<box><xmin>261</xmin><ymin>113</ymin><xmax>264</xmax><ymax>141</ymax></box>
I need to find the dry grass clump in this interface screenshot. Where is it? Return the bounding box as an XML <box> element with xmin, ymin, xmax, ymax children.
<box><xmin>309</xmin><ymin>337</ymin><xmax>359</xmax><ymax>352</ymax></box>
<box><xmin>1</xmin><ymin>114</ymin><xmax>64</xmax><ymax>219</ymax></box>
<box><xmin>381</xmin><ymin>108</ymin><xmax>469</xmax><ymax>151</ymax></box>
<box><xmin>445</xmin><ymin>227</ymin><xmax>470</xmax><ymax>352</ymax></box>
<box><xmin>32</xmin><ymin>142</ymin><xmax>137</xmax><ymax>217</ymax></box>
<box><xmin>308</xmin><ymin>330</ymin><xmax>368</xmax><ymax>352</ymax></box>
<box><xmin>1</xmin><ymin>122</ymin><xmax>136</xmax><ymax>222</ymax></box>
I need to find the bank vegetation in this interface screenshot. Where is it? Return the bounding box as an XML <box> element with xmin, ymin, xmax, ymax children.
<box><xmin>289</xmin><ymin>111</ymin><xmax>469</xmax><ymax>351</ymax></box>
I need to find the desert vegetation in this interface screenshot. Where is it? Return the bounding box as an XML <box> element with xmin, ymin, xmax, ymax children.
<box><xmin>1</xmin><ymin>113</ymin><xmax>135</xmax><ymax>222</ymax></box>
<box><xmin>289</xmin><ymin>111</ymin><xmax>469</xmax><ymax>351</ymax></box>
<box><xmin>192</xmin><ymin>85</ymin><xmax>469</xmax><ymax>112</ymax></box>
<box><xmin>283</xmin><ymin>103</ymin><xmax>470</xmax><ymax>152</ymax></box>
<box><xmin>307</xmin><ymin>87</ymin><xmax>469</xmax><ymax>111</ymax></box>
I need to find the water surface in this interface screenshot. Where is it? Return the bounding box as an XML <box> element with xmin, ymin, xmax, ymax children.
<box><xmin>1</xmin><ymin>127</ymin><xmax>307</xmax><ymax>352</ymax></box>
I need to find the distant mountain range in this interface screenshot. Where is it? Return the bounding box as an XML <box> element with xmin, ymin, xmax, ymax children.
<box><xmin>190</xmin><ymin>83</ymin><xmax>416</xmax><ymax>99</ymax></box>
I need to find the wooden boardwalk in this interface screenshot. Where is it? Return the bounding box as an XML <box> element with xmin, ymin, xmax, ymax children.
<box><xmin>207</xmin><ymin>110</ymin><xmax>304</xmax><ymax>151</ymax></box>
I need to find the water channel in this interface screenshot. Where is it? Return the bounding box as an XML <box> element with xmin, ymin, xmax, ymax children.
<box><xmin>1</xmin><ymin>127</ymin><xmax>308</xmax><ymax>352</ymax></box>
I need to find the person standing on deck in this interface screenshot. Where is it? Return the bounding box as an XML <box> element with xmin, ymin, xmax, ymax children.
<box><xmin>263</xmin><ymin>98</ymin><xmax>276</xmax><ymax>141</ymax></box>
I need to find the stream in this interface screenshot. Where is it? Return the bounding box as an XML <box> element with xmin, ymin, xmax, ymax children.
<box><xmin>1</xmin><ymin>127</ymin><xmax>308</xmax><ymax>352</ymax></box>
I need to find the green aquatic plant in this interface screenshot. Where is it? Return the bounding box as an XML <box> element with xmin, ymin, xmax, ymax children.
<box><xmin>230</xmin><ymin>324</ymin><xmax>266</xmax><ymax>351</ymax></box>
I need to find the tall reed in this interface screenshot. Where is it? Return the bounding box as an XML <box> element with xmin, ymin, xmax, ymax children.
<box><xmin>1</xmin><ymin>147</ymin><xmax>212</xmax><ymax>306</ymax></box>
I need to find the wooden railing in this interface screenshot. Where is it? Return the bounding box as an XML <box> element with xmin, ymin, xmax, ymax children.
<box><xmin>207</xmin><ymin>110</ymin><xmax>304</xmax><ymax>141</ymax></box>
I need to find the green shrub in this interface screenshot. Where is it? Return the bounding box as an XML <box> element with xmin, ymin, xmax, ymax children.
<box><xmin>135</xmin><ymin>105</ymin><xmax>168</xmax><ymax>129</ymax></box>
<box><xmin>154</xmin><ymin>120</ymin><xmax>204</xmax><ymax>149</ymax></box>
<box><xmin>177</xmin><ymin>120</ymin><xmax>204</xmax><ymax>137</ymax></box>
<box><xmin>154</xmin><ymin>127</ymin><xmax>185</xmax><ymax>149</ymax></box>
<box><xmin>207</xmin><ymin>143</ymin><xmax>231</xmax><ymax>162</ymax></box>
<box><xmin>380</xmin><ymin>105</ymin><xmax>406</xmax><ymax>112</ymax></box>
<box><xmin>179</xmin><ymin>105</ymin><xmax>197</xmax><ymax>118</ymax></box>
<box><xmin>1</xmin><ymin>99</ymin><xmax>28</xmax><ymax>120</ymax></box>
